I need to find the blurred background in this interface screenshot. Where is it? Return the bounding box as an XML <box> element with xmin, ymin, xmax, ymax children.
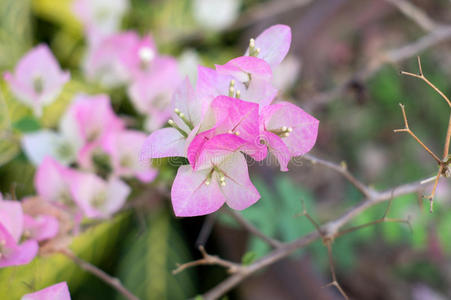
<box><xmin>1</xmin><ymin>0</ymin><xmax>451</xmax><ymax>299</ymax></box>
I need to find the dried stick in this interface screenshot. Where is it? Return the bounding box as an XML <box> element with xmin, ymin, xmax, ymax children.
<box><xmin>172</xmin><ymin>246</ymin><xmax>243</xmax><ymax>275</ymax></box>
<box><xmin>192</xmin><ymin>177</ymin><xmax>431</xmax><ymax>299</ymax></box>
<box><xmin>60</xmin><ymin>249</ymin><xmax>140</xmax><ymax>300</ymax></box>
<box><xmin>393</xmin><ymin>103</ymin><xmax>442</xmax><ymax>164</ymax></box>
<box><xmin>226</xmin><ymin>208</ymin><xmax>283</xmax><ymax>248</ymax></box>
<box><xmin>401</xmin><ymin>57</ymin><xmax>451</xmax><ymax>108</ymax></box>
<box><xmin>384</xmin><ymin>0</ymin><xmax>439</xmax><ymax>32</ymax></box>
<box><xmin>303</xmin><ymin>154</ymin><xmax>375</xmax><ymax>198</ymax></box>
<box><xmin>395</xmin><ymin>56</ymin><xmax>451</xmax><ymax>210</ymax></box>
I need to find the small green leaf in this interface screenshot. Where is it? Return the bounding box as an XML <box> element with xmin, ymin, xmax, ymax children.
<box><xmin>194</xmin><ymin>296</ymin><xmax>204</xmax><ymax>300</ymax></box>
<box><xmin>241</xmin><ymin>251</ymin><xmax>257</xmax><ymax>265</ymax></box>
<box><xmin>12</xmin><ymin>116</ymin><xmax>41</xmax><ymax>132</ymax></box>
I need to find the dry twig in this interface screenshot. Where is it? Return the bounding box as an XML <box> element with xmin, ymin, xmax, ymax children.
<box><xmin>173</xmin><ymin>246</ymin><xmax>243</xmax><ymax>275</ymax></box>
<box><xmin>395</xmin><ymin>56</ymin><xmax>451</xmax><ymax>211</ymax></box>
<box><xmin>178</xmin><ymin>176</ymin><xmax>431</xmax><ymax>300</ymax></box>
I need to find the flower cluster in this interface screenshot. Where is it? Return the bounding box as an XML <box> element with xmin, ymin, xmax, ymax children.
<box><xmin>141</xmin><ymin>25</ymin><xmax>319</xmax><ymax>217</ymax></box>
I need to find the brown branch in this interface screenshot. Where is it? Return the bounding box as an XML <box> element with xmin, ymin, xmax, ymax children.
<box><xmin>384</xmin><ymin>0</ymin><xmax>439</xmax><ymax>32</ymax></box>
<box><xmin>302</xmin><ymin>154</ymin><xmax>375</xmax><ymax>198</ymax></box>
<box><xmin>199</xmin><ymin>177</ymin><xmax>430</xmax><ymax>299</ymax></box>
<box><xmin>401</xmin><ymin>57</ymin><xmax>451</xmax><ymax>108</ymax></box>
<box><xmin>393</xmin><ymin>103</ymin><xmax>442</xmax><ymax>164</ymax></box>
<box><xmin>173</xmin><ymin>246</ymin><xmax>243</xmax><ymax>275</ymax></box>
<box><xmin>226</xmin><ymin>208</ymin><xmax>283</xmax><ymax>248</ymax></box>
<box><xmin>60</xmin><ymin>249</ymin><xmax>140</xmax><ymax>300</ymax></box>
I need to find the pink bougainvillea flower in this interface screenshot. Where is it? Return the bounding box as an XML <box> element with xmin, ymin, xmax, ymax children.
<box><xmin>23</xmin><ymin>214</ymin><xmax>59</xmax><ymax>242</ymax></box>
<box><xmin>260</xmin><ymin>101</ymin><xmax>319</xmax><ymax>171</ymax></box>
<box><xmin>83</xmin><ymin>31</ymin><xmax>138</xmax><ymax>87</ymax></box>
<box><xmin>0</xmin><ymin>197</ymin><xmax>38</xmax><ymax>268</ymax></box>
<box><xmin>140</xmin><ymin>79</ymin><xmax>207</xmax><ymax>160</ymax></box>
<box><xmin>21</xmin><ymin>282</ymin><xmax>71</xmax><ymax>300</ymax></box>
<box><xmin>60</xmin><ymin>94</ymin><xmax>124</xmax><ymax>149</ymax></box>
<box><xmin>73</xmin><ymin>0</ymin><xmax>128</xmax><ymax>36</ymax></box>
<box><xmin>171</xmin><ymin>152</ymin><xmax>260</xmax><ymax>217</ymax></box>
<box><xmin>215</xmin><ymin>56</ymin><xmax>277</xmax><ymax>107</ymax></box>
<box><xmin>245</xmin><ymin>24</ymin><xmax>291</xmax><ymax>69</ymax></box>
<box><xmin>3</xmin><ymin>44</ymin><xmax>70</xmax><ymax>116</ymax></box>
<box><xmin>69</xmin><ymin>173</ymin><xmax>130</xmax><ymax>219</ymax></box>
<box><xmin>98</xmin><ymin>130</ymin><xmax>157</xmax><ymax>182</ymax></box>
<box><xmin>0</xmin><ymin>223</ymin><xmax>38</xmax><ymax>268</ymax></box>
<box><xmin>187</xmin><ymin>95</ymin><xmax>266</xmax><ymax>169</ymax></box>
<box><xmin>128</xmin><ymin>56</ymin><xmax>182</xmax><ymax>130</ymax></box>
<box><xmin>35</xmin><ymin>157</ymin><xmax>75</xmax><ymax>208</ymax></box>
<box><xmin>0</xmin><ymin>198</ymin><xmax>24</xmax><ymax>242</ymax></box>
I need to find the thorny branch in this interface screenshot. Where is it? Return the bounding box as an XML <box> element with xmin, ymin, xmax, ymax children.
<box><xmin>394</xmin><ymin>56</ymin><xmax>451</xmax><ymax>211</ymax></box>
<box><xmin>172</xmin><ymin>246</ymin><xmax>242</xmax><ymax>275</ymax></box>
<box><xmin>60</xmin><ymin>249</ymin><xmax>140</xmax><ymax>300</ymax></box>
<box><xmin>172</xmin><ymin>162</ymin><xmax>430</xmax><ymax>300</ymax></box>
<box><xmin>302</xmin><ymin>154</ymin><xmax>375</xmax><ymax>198</ymax></box>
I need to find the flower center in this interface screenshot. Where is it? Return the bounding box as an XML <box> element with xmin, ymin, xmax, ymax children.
<box><xmin>33</xmin><ymin>76</ymin><xmax>44</xmax><ymax>94</ymax></box>
<box><xmin>139</xmin><ymin>47</ymin><xmax>155</xmax><ymax>70</ymax></box>
<box><xmin>91</xmin><ymin>192</ymin><xmax>107</xmax><ymax>209</ymax></box>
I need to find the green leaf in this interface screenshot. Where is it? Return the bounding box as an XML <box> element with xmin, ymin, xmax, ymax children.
<box><xmin>241</xmin><ymin>251</ymin><xmax>257</xmax><ymax>266</ymax></box>
<box><xmin>116</xmin><ymin>209</ymin><xmax>195</xmax><ymax>300</ymax></box>
<box><xmin>0</xmin><ymin>213</ymin><xmax>129</xmax><ymax>299</ymax></box>
<box><xmin>13</xmin><ymin>116</ymin><xmax>41</xmax><ymax>133</ymax></box>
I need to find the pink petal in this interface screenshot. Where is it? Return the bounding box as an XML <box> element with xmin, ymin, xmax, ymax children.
<box><xmin>171</xmin><ymin>165</ymin><xmax>226</xmax><ymax>217</ymax></box>
<box><xmin>103</xmin><ymin>130</ymin><xmax>158</xmax><ymax>181</ymax></box>
<box><xmin>263</xmin><ymin>131</ymin><xmax>291</xmax><ymax>172</ymax></box>
<box><xmin>216</xmin><ymin>56</ymin><xmax>272</xmax><ymax>81</ymax></box>
<box><xmin>68</xmin><ymin>94</ymin><xmax>124</xmax><ymax>143</ymax></box>
<box><xmin>171</xmin><ymin>78</ymin><xmax>203</xmax><ymax>131</ymax></box>
<box><xmin>127</xmin><ymin>56</ymin><xmax>181</xmax><ymax>114</ymax></box>
<box><xmin>0</xmin><ymin>224</ymin><xmax>38</xmax><ymax>268</ymax></box>
<box><xmin>246</xmin><ymin>24</ymin><xmax>292</xmax><ymax>69</ymax></box>
<box><xmin>261</xmin><ymin>101</ymin><xmax>319</xmax><ymax>156</ymax></box>
<box><xmin>23</xmin><ymin>214</ymin><xmax>59</xmax><ymax>242</ymax></box>
<box><xmin>34</xmin><ymin>157</ymin><xmax>73</xmax><ymax>205</ymax></box>
<box><xmin>0</xmin><ymin>199</ymin><xmax>23</xmax><ymax>242</ymax></box>
<box><xmin>69</xmin><ymin>172</ymin><xmax>129</xmax><ymax>219</ymax></box>
<box><xmin>21</xmin><ymin>282</ymin><xmax>71</xmax><ymax>300</ymax></box>
<box><xmin>140</xmin><ymin>127</ymin><xmax>186</xmax><ymax>160</ymax></box>
<box><xmin>188</xmin><ymin>133</ymin><xmax>250</xmax><ymax>170</ymax></box>
<box><xmin>218</xmin><ymin>152</ymin><xmax>260</xmax><ymax>210</ymax></box>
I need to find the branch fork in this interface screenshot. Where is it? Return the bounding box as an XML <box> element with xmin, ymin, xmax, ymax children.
<box><xmin>394</xmin><ymin>56</ymin><xmax>451</xmax><ymax>211</ymax></box>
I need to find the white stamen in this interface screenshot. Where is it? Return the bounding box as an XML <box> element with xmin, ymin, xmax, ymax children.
<box><xmin>174</xmin><ymin>108</ymin><xmax>181</xmax><ymax>114</ymax></box>
<box><xmin>287</xmin><ymin>127</ymin><xmax>293</xmax><ymax>132</ymax></box>
<box><xmin>281</xmin><ymin>126</ymin><xmax>288</xmax><ymax>132</ymax></box>
<box><xmin>235</xmin><ymin>90</ymin><xmax>241</xmax><ymax>98</ymax></box>
<box><xmin>220</xmin><ymin>181</ymin><xmax>226</xmax><ymax>186</ymax></box>
<box><xmin>168</xmin><ymin>119</ymin><xmax>175</xmax><ymax>125</ymax></box>
<box><xmin>235</xmin><ymin>131</ymin><xmax>240</xmax><ymax>136</ymax></box>
<box><xmin>139</xmin><ymin>47</ymin><xmax>155</xmax><ymax>63</ymax></box>
<box><xmin>179</xmin><ymin>112</ymin><xmax>185</xmax><ymax>118</ymax></box>
<box><xmin>249</xmin><ymin>38</ymin><xmax>255</xmax><ymax>48</ymax></box>
<box><xmin>283</xmin><ymin>133</ymin><xmax>290</xmax><ymax>137</ymax></box>
<box><xmin>230</xmin><ymin>80</ymin><xmax>235</xmax><ymax>86</ymax></box>
<box><xmin>205</xmin><ymin>179</ymin><xmax>210</xmax><ymax>186</ymax></box>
